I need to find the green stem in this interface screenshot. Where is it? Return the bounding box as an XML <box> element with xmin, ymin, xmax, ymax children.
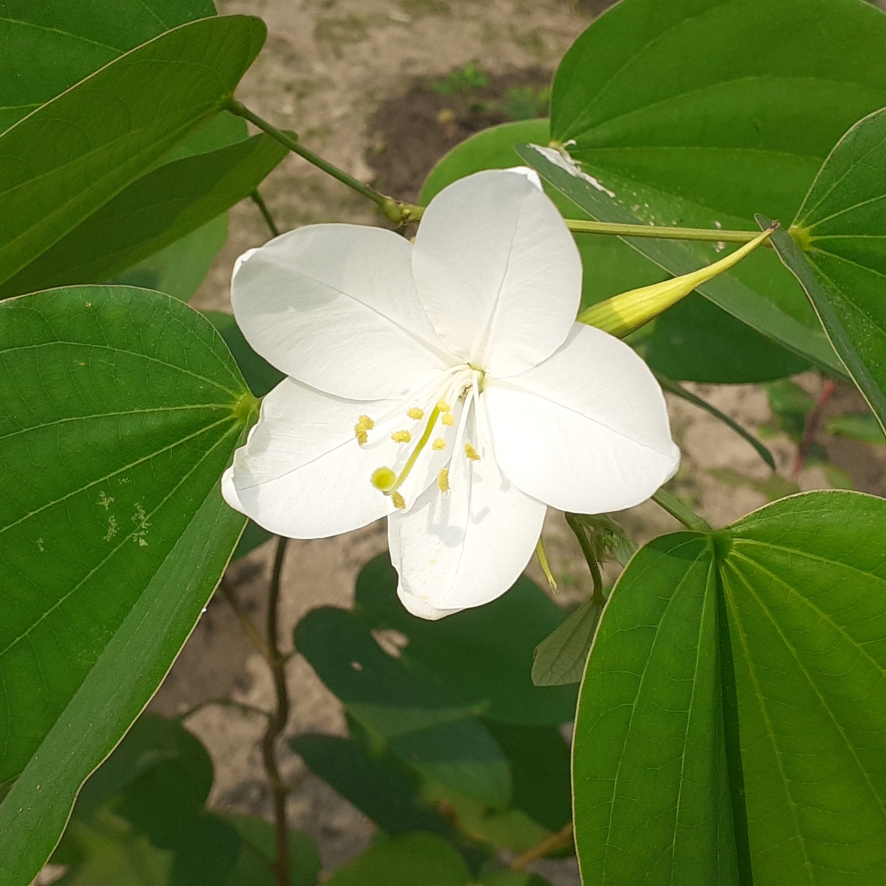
<box><xmin>227</xmin><ymin>99</ymin><xmax>417</xmax><ymax>222</ymax></box>
<box><xmin>565</xmin><ymin>218</ymin><xmax>766</xmax><ymax>244</ymax></box>
<box><xmin>264</xmin><ymin>536</ymin><xmax>292</xmax><ymax>886</ymax></box>
<box><xmin>652</xmin><ymin>489</ymin><xmax>712</xmax><ymax>533</ymax></box>
<box><xmin>565</xmin><ymin>513</ymin><xmax>604</xmax><ymax>599</ymax></box>
<box><xmin>251</xmin><ymin>189</ymin><xmax>280</xmax><ymax>238</ymax></box>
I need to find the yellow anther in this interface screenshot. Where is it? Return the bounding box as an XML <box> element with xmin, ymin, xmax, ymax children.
<box><xmin>441</xmin><ymin>413</ymin><xmax>455</xmax><ymax>426</ymax></box>
<box><xmin>392</xmin><ymin>430</ymin><xmax>412</xmax><ymax>444</ymax></box>
<box><xmin>407</xmin><ymin>407</ymin><xmax>424</xmax><ymax>420</ymax></box>
<box><xmin>355</xmin><ymin>414</ymin><xmax>375</xmax><ymax>445</ymax></box>
<box><xmin>438</xmin><ymin>468</ymin><xmax>450</xmax><ymax>492</ymax></box>
<box><xmin>437</xmin><ymin>399</ymin><xmax>452</xmax><ymax>412</ymax></box>
<box><xmin>432</xmin><ymin>438</ymin><xmax>446</xmax><ymax>450</ymax></box>
<box><xmin>391</xmin><ymin>491</ymin><xmax>407</xmax><ymax>510</ymax></box>
<box><xmin>371</xmin><ymin>467</ymin><xmax>397</xmax><ymax>492</ymax></box>
<box><xmin>465</xmin><ymin>443</ymin><xmax>481</xmax><ymax>461</ymax></box>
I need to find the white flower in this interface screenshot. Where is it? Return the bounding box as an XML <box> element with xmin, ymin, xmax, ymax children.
<box><xmin>222</xmin><ymin>169</ymin><xmax>679</xmax><ymax>619</ymax></box>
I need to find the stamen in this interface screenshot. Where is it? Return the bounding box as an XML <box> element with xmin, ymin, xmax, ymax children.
<box><xmin>354</xmin><ymin>414</ymin><xmax>375</xmax><ymax>445</ymax></box>
<box><xmin>437</xmin><ymin>399</ymin><xmax>452</xmax><ymax>412</ymax></box>
<box><xmin>391</xmin><ymin>430</ymin><xmax>412</xmax><ymax>443</ymax></box>
<box><xmin>465</xmin><ymin>443</ymin><xmax>481</xmax><ymax>461</ymax></box>
<box><xmin>371</xmin><ymin>467</ymin><xmax>397</xmax><ymax>492</ymax></box>
<box><xmin>407</xmin><ymin>407</ymin><xmax>424</xmax><ymax>420</ymax></box>
<box><xmin>441</xmin><ymin>413</ymin><xmax>455</xmax><ymax>426</ymax></box>
<box><xmin>391</xmin><ymin>492</ymin><xmax>407</xmax><ymax>510</ymax></box>
<box><xmin>438</xmin><ymin>468</ymin><xmax>450</xmax><ymax>492</ymax></box>
<box><xmin>432</xmin><ymin>438</ymin><xmax>446</xmax><ymax>450</ymax></box>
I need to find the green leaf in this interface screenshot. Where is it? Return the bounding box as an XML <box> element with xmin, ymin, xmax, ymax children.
<box><xmin>291</xmin><ymin>733</ymin><xmax>452</xmax><ymax>837</ymax></box>
<box><xmin>295</xmin><ymin>606</ymin><xmax>511</xmax><ymax>807</ymax></box>
<box><xmin>638</xmin><ymin>293</ymin><xmax>810</xmax><ymax>384</ymax></box>
<box><xmin>767</xmin><ymin>219</ymin><xmax>886</xmax><ymax>428</ymax></box>
<box><xmin>531</xmin><ymin>597</ymin><xmax>604</xmax><ymax>687</ymax></box>
<box><xmin>420</xmin><ymin>121</ymin><xmax>806</xmax><ymax>383</ymax></box>
<box><xmin>542</xmin><ymin>0</ymin><xmax>886</xmax><ymax>378</ymax></box>
<box><xmin>0</xmin><ymin>285</ymin><xmax>251</xmax><ymax>885</ymax></box>
<box><xmin>204</xmin><ymin>311</ymin><xmax>286</xmax><ymax>398</ymax></box>
<box><xmin>0</xmin><ymin>0</ymin><xmax>217</xmax><ymax>133</ymax></box>
<box><xmin>573</xmin><ymin>534</ymin><xmax>739</xmax><ymax>885</ymax></box>
<box><xmin>776</xmin><ymin>104</ymin><xmax>886</xmax><ymax>432</ymax></box>
<box><xmin>113</xmin><ymin>216</ymin><xmax>229</xmax><ymax>302</ymax></box>
<box><xmin>354</xmin><ymin>554</ymin><xmax>578</xmax><ymax>726</ymax></box>
<box><xmin>0</xmin><ymin>132</ymin><xmax>286</xmax><ymax>298</ymax></box>
<box><xmin>573</xmin><ymin>490</ymin><xmax>886</xmax><ymax>884</ymax></box>
<box><xmin>517</xmin><ymin>143</ymin><xmax>845</xmax><ymax>377</ymax></box>
<box><xmin>0</xmin><ymin>15</ymin><xmax>266</xmax><ymax>288</ymax></box>
<box><xmin>722</xmin><ymin>491</ymin><xmax>886</xmax><ymax>883</ymax></box>
<box><xmin>225</xmin><ymin>815</ymin><xmax>320</xmax><ymax>886</ymax></box>
<box><xmin>324</xmin><ymin>833</ymin><xmax>470</xmax><ymax>886</ymax></box>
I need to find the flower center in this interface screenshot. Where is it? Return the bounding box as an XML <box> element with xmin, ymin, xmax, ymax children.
<box><xmin>355</xmin><ymin>365</ymin><xmax>485</xmax><ymax>511</ymax></box>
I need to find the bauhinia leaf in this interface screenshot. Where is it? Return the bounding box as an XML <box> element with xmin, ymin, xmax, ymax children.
<box><xmin>0</xmin><ymin>15</ymin><xmax>266</xmax><ymax>288</ymax></box>
<box><xmin>0</xmin><ymin>285</ymin><xmax>252</xmax><ymax>885</ymax></box>
<box><xmin>0</xmin><ymin>132</ymin><xmax>286</xmax><ymax>299</ymax></box>
<box><xmin>767</xmin><ymin>106</ymin><xmax>886</xmax><ymax>432</ymax></box>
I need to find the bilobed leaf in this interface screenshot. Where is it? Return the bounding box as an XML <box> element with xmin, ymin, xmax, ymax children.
<box><xmin>573</xmin><ymin>490</ymin><xmax>886</xmax><ymax>884</ymax></box>
<box><xmin>772</xmin><ymin>106</ymin><xmax>886</xmax><ymax>432</ymax></box>
<box><xmin>573</xmin><ymin>534</ymin><xmax>739</xmax><ymax>885</ymax></box>
<box><xmin>766</xmin><ymin>221</ymin><xmax>886</xmax><ymax>427</ymax></box>
<box><xmin>324</xmin><ymin>833</ymin><xmax>470</xmax><ymax>886</ymax></box>
<box><xmin>0</xmin><ymin>285</ymin><xmax>251</xmax><ymax>886</ymax></box>
<box><xmin>421</xmin><ymin>121</ymin><xmax>806</xmax><ymax>383</ymax></box>
<box><xmin>0</xmin><ymin>0</ymin><xmax>217</xmax><ymax>133</ymax></box>
<box><xmin>721</xmin><ymin>492</ymin><xmax>886</xmax><ymax>884</ymax></box>
<box><xmin>354</xmin><ymin>554</ymin><xmax>577</xmax><ymax>725</ymax></box>
<box><xmin>0</xmin><ymin>133</ymin><xmax>286</xmax><ymax>298</ymax></box>
<box><xmin>517</xmin><ymin>144</ymin><xmax>844</xmax><ymax>377</ymax></box>
<box><xmin>0</xmin><ymin>15</ymin><xmax>266</xmax><ymax>287</ymax></box>
<box><xmin>295</xmin><ymin>606</ymin><xmax>511</xmax><ymax>807</ymax></box>
<box><xmin>550</xmin><ymin>0</ymin><xmax>886</xmax><ymax>361</ymax></box>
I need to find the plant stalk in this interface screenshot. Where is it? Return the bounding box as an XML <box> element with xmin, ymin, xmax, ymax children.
<box><xmin>652</xmin><ymin>489</ymin><xmax>713</xmax><ymax>533</ymax></box>
<box><xmin>564</xmin><ymin>218</ymin><xmax>767</xmax><ymax>243</ymax></box>
<box><xmin>264</xmin><ymin>536</ymin><xmax>292</xmax><ymax>886</ymax></box>
<box><xmin>227</xmin><ymin>99</ymin><xmax>421</xmax><ymax>223</ymax></box>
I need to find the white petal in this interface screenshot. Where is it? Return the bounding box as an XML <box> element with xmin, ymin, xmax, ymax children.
<box><xmin>397</xmin><ymin>593</ymin><xmax>463</xmax><ymax>622</ymax></box>
<box><xmin>222</xmin><ymin>378</ymin><xmax>453</xmax><ymax>538</ymax></box>
<box><xmin>412</xmin><ymin>169</ymin><xmax>582</xmax><ymax>378</ymax></box>
<box><xmin>232</xmin><ymin>224</ymin><xmax>452</xmax><ymax>401</ymax></box>
<box><xmin>484</xmin><ymin>324</ymin><xmax>680</xmax><ymax>513</ymax></box>
<box><xmin>388</xmin><ymin>411</ymin><xmax>547</xmax><ymax>617</ymax></box>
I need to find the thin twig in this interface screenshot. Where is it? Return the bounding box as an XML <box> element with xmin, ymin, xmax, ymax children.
<box><xmin>263</xmin><ymin>536</ymin><xmax>292</xmax><ymax>886</ymax></box>
<box><xmin>791</xmin><ymin>379</ymin><xmax>836</xmax><ymax>481</ymax></box>
<box><xmin>251</xmin><ymin>189</ymin><xmax>281</xmax><ymax>238</ymax></box>
<box><xmin>176</xmin><ymin>698</ymin><xmax>271</xmax><ymax>723</ymax></box>
<box><xmin>227</xmin><ymin>99</ymin><xmax>421</xmax><ymax>223</ymax></box>
<box><xmin>510</xmin><ymin>822</ymin><xmax>574</xmax><ymax>870</ymax></box>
